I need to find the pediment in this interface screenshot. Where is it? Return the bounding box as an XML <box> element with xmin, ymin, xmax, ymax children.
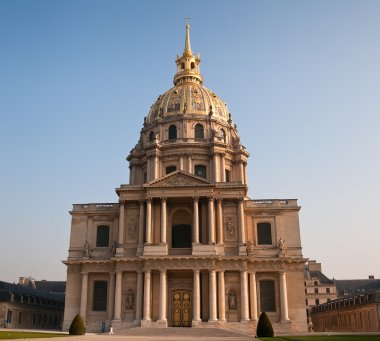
<box><xmin>145</xmin><ymin>171</ymin><xmax>212</xmax><ymax>188</ymax></box>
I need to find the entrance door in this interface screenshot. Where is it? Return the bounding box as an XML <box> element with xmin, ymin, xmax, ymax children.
<box><xmin>172</xmin><ymin>290</ymin><xmax>192</xmax><ymax>327</ymax></box>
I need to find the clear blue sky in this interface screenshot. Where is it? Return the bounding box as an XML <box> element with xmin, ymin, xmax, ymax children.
<box><xmin>1</xmin><ymin>0</ymin><xmax>379</xmax><ymax>283</ymax></box>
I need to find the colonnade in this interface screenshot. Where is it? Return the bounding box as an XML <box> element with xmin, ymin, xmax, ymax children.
<box><xmin>128</xmin><ymin>152</ymin><xmax>247</xmax><ymax>185</ymax></box>
<box><xmin>116</xmin><ymin>196</ymin><xmax>246</xmax><ymax>249</ymax></box>
<box><xmin>78</xmin><ymin>269</ymin><xmax>290</xmax><ymax>324</ymax></box>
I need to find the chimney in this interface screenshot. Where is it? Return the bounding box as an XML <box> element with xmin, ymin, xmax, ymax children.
<box><xmin>369</xmin><ymin>275</ymin><xmax>375</xmax><ymax>280</ymax></box>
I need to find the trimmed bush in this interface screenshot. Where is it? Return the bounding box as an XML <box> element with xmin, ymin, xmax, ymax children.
<box><xmin>256</xmin><ymin>311</ymin><xmax>274</xmax><ymax>337</ymax></box>
<box><xmin>69</xmin><ymin>313</ymin><xmax>85</xmax><ymax>335</ymax></box>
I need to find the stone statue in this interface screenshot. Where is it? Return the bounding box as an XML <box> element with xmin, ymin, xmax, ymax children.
<box><xmin>246</xmin><ymin>240</ymin><xmax>255</xmax><ymax>255</ymax></box>
<box><xmin>111</xmin><ymin>240</ymin><xmax>117</xmax><ymax>256</ymax></box>
<box><xmin>125</xmin><ymin>291</ymin><xmax>135</xmax><ymax>310</ymax></box>
<box><xmin>83</xmin><ymin>241</ymin><xmax>90</xmax><ymax>258</ymax></box>
<box><xmin>228</xmin><ymin>292</ymin><xmax>237</xmax><ymax>310</ymax></box>
<box><xmin>278</xmin><ymin>237</ymin><xmax>285</xmax><ymax>251</ymax></box>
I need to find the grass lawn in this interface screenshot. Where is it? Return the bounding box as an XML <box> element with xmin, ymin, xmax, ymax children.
<box><xmin>0</xmin><ymin>331</ymin><xmax>68</xmax><ymax>339</ymax></box>
<box><xmin>261</xmin><ymin>336</ymin><xmax>380</xmax><ymax>341</ymax></box>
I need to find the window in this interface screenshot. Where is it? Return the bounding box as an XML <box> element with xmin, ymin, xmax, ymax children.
<box><xmin>169</xmin><ymin>125</ymin><xmax>177</xmax><ymax>140</ymax></box>
<box><xmin>315</xmin><ymin>298</ymin><xmax>320</xmax><ymax>305</ymax></box>
<box><xmin>314</xmin><ymin>281</ymin><xmax>318</xmax><ymax>285</ymax></box>
<box><xmin>326</xmin><ymin>288</ymin><xmax>331</xmax><ymax>294</ymax></box>
<box><xmin>194</xmin><ymin>165</ymin><xmax>206</xmax><ymax>178</ymax></box>
<box><xmin>166</xmin><ymin>166</ymin><xmax>176</xmax><ymax>174</ymax></box>
<box><xmin>93</xmin><ymin>281</ymin><xmax>108</xmax><ymax>311</ymax></box>
<box><xmin>257</xmin><ymin>222</ymin><xmax>272</xmax><ymax>245</ymax></box>
<box><xmin>306</xmin><ymin>299</ymin><xmax>308</xmax><ymax>305</ymax></box>
<box><xmin>315</xmin><ymin>288</ymin><xmax>319</xmax><ymax>294</ymax></box>
<box><xmin>7</xmin><ymin>310</ymin><xmax>12</xmax><ymax>324</ymax></box>
<box><xmin>260</xmin><ymin>280</ymin><xmax>276</xmax><ymax>312</ymax></box>
<box><xmin>172</xmin><ymin>224</ymin><xmax>192</xmax><ymax>248</ymax></box>
<box><xmin>149</xmin><ymin>131</ymin><xmax>155</xmax><ymax>141</ymax></box>
<box><xmin>220</xmin><ymin>129</ymin><xmax>226</xmax><ymax>143</ymax></box>
<box><xmin>225</xmin><ymin>169</ymin><xmax>230</xmax><ymax>182</ymax></box>
<box><xmin>191</xmin><ymin>62</ymin><xmax>195</xmax><ymax>69</ymax></box>
<box><xmin>96</xmin><ymin>225</ymin><xmax>110</xmax><ymax>247</ymax></box>
<box><xmin>195</xmin><ymin>124</ymin><xmax>204</xmax><ymax>139</ymax></box>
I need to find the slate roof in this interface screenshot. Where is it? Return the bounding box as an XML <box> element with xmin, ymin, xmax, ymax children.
<box><xmin>304</xmin><ymin>266</ymin><xmax>334</xmax><ymax>284</ymax></box>
<box><xmin>335</xmin><ymin>279</ymin><xmax>380</xmax><ymax>297</ymax></box>
<box><xmin>0</xmin><ymin>281</ymin><xmax>65</xmax><ymax>302</ymax></box>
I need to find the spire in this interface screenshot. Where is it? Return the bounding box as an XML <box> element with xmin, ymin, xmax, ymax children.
<box><xmin>184</xmin><ymin>23</ymin><xmax>192</xmax><ymax>54</ymax></box>
<box><xmin>173</xmin><ymin>23</ymin><xmax>203</xmax><ymax>86</ymax></box>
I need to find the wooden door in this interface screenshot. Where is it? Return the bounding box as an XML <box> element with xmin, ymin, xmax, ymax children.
<box><xmin>172</xmin><ymin>290</ymin><xmax>192</xmax><ymax>327</ymax></box>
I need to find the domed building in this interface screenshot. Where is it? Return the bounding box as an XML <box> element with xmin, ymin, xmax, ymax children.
<box><xmin>63</xmin><ymin>25</ymin><xmax>308</xmax><ymax>334</ymax></box>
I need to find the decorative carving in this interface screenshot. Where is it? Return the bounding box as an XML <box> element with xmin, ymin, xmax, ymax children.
<box><xmin>277</xmin><ymin>237</ymin><xmax>285</xmax><ymax>258</ymax></box>
<box><xmin>224</xmin><ymin>216</ymin><xmax>237</xmax><ymax>241</ymax></box>
<box><xmin>127</xmin><ymin>217</ymin><xmax>138</xmax><ymax>239</ymax></box>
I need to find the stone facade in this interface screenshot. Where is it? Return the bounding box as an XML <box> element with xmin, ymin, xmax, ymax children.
<box><xmin>63</xmin><ymin>24</ymin><xmax>308</xmax><ymax>334</ymax></box>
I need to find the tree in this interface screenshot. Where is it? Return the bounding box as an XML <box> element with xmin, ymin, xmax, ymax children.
<box><xmin>256</xmin><ymin>311</ymin><xmax>274</xmax><ymax>337</ymax></box>
<box><xmin>69</xmin><ymin>313</ymin><xmax>85</xmax><ymax>335</ymax></box>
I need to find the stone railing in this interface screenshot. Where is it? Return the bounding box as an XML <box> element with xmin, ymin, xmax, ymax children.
<box><xmin>72</xmin><ymin>203</ymin><xmax>119</xmax><ymax>212</ymax></box>
<box><xmin>245</xmin><ymin>199</ymin><xmax>298</xmax><ymax>207</ymax></box>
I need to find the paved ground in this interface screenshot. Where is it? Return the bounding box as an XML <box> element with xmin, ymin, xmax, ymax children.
<box><xmin>3</xmin><ymin>328</ymin><xmax>257</xmax><ymax>341</ymax></box>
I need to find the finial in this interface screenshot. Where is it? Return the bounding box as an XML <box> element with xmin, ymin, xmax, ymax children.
<box><xmin>184</xmin><ymin>17</ymin><xmax>192</xmax><ymax>53</ymax></box>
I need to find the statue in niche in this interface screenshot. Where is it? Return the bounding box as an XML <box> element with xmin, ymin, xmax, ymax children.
<box><xmin>228</xmin><ymin>291</ymin><xmax>237</xmax><ymax>310</ymax></box>
<box><xmin>125</xmin><ymin>290</ymin><xmax>135</xmax><ymax>310</ymax></box>
<box><xmin>83</xmin><ymin>241</ymin><xmax>90</xmax><ymax>258</ymax></box>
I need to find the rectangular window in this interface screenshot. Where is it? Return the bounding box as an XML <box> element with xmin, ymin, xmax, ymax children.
<box><xmin>96</xmin><ymin>225</ymin><xmax>110</xmax><ymax>247</ymax></box>
<box><xmin>260</xmin><ymin>280</ymin><xmax>276</xmax><ymax>312</ymax></box>
<box><xmin>257</xmin><ymin>222</ymin><xmax>272</xmax><ymax>245</ymax></box>
<box><xmin>315</xmin><ymin>298</ymin><xmax>320</xmax><ymax>305</ymax></box>
<box><xmin>326</xmin><ymin>288</ymin><xmax>330</xmax><ymax>294</ymax></box>
<box><xmin>93</xmin><ymin>281</ymin><xmax>108</xmax><ymax>311</ymax></box>
<box><xmin>7</xmin><ymin>310</ymin><xmax>12</xmax><ymax>324</ymax></box>
<box><xmin>314</xmin><ymin>288</ymin><xmax>318</xmax><ymax>294</ymax></box>
<box><xmin>194</xmin><ymin>165</ymin><xmax>206</xmax><ymax>178</ymax></box>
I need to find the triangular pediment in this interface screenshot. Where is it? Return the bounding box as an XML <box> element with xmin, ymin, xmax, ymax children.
<box><xmin>145</xmin><ymin>171</ymin><xmax>212</xmax><ymax>187</ymax></box>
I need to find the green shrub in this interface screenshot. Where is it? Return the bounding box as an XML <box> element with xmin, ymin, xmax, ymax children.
<box><xmin>256</xmin><ymin>311</ymin><xmax>274</xmax><ymax>337</ymax></box>
<box><xmin>69</xmin><ymin>313</ymin><xmax>85</xmax><ymax>335</ymax></box>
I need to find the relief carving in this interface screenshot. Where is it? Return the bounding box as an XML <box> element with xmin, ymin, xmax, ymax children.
<box><xmin>125</xmin><ymin>289</ymin><xmax>135</xmax><ymax>310</ymax></box>
<box><xmin>127</xmin><ymin>216</ymin><xmax>138</xmax><ymax>240</ymax></box>
<box><xmin>224</xmin><ymin>216</ymin><xmax>237</xmax><ymax>241</ymax></box>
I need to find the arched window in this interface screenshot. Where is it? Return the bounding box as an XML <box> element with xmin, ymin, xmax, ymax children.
<box><xmin>149</xmin><ymin>131</ymin><xmax>155</xmax><ymax>142</ymax></box>
<box><xmin>195</xmin><ymin>124</ymin><xmax>204</xmax><ymax>139</ymax></box>
<box><xmin>257</xmin><ymin>222</ymin><xmax>272</xmax><ymax>245</ymax></box>
<box><xmin>194</xmin><ymin>165</ymin><xmax>206</xmax><ymax>178</ymax></box>
<box><xmin>191</xmin><ymin>62</ymin><xmax>195</xmax><ymax>70</ymax></box>
<box><xmin>169</xmin><ymin>125</ymin><xmax>177</xmax><ymax>140</ymax></box>
<box><xmin>220</xmin><ymin>129</ymin><xmax>226</xmax><ymax>143</ymax></box>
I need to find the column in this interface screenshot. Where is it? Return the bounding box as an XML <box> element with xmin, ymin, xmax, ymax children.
<box><xmin>143</xmin><ymin>270</ymin><xmax>151</xmax><ymax>321</ymax></box>
<box><xmin>114</xmin><ymin>271</ymin><xmax>122</xmax><ymax>320</ymax></box>
<box><xmin>118</xmin><ymin>201</ymin><xmax>125</xmax><ymax>245</ymax></box>
<box><xmin>221</xmin><ymin>153</ymin><xmax>226</xmax><ymax>182</ymax></box>
<box><xmin>79</xmin><ymin>272</ymin><xmax>88</xmax><ymax>319</ymax></box>
<box><xmin>218</xmin><ymin>271</ymin><xmax>226</xmax><ymax>322</ymax></box>
<box><xmin>158</xmin><ymin>270</ymin><xmax>167</xmax><ymax>322</ymax></box>
<box><xmin>239</xmin><ymin>160</ymin><xmax>244</xmax><ymax>183</ymax></box>
<box><xmin>208</xmin><ymin>197</ymin><xmax>215</xmax><ymax>244</ymax></box>
<box><xmin>279</xmin><ymin>271</ymin><xmax>289</xmax><ymax>321</ymax></box>
<box><xmin>237</xmin><ymin>198</ymin><xmax>246</xmax><ymax>244</ymax></box>
<box><xmin>179</xmin><ymin>154</ymin><xmax>184</xmax><ymax>171</ymax></box>
<box><xmin>243</xmin><ymin>162</ymin><xmax>248</xmax><ymax>186</ymax></box>
<box><xmin>187</xmin><ymin>154</ymin><xmax>192</xmax><ymax>173</ymax></box>
<box><xmin>249</xmin><ymin>272</ymin><xmax>258</xmax><ymax>321</ymax></box>
<box><xmin>145</xmin><ymin>198</ymin><xmax>152</xmax><ymax>244</ymax></box>
<box><xmin>107</xmin><ymin>272</ymin><xmax>116</xmax><ymax>320</ymax></box>
<box><xmin>208</xmin><ymin>270</ymin><xmax>218</xmax><ymax>322</ymax></box>
<box><xmin>138</xmin><ymin>201</ymin><xmax>145</xmax><ymax>248</ymax></box>
<box><xmin>240</xmin><ymin>271</ymin><xmax>249</xmax><ymax>321</ymax></box>
<box><xmin>216</xmin><ymin>198</ymin><xmax>223</xmax><ymax>245</ymax></box>
<box><xmin>147</xmin><ymin>156</ymin><xmax>151</xmax><ymax>182</ymax></box>
<box><xmin>129</xmin><ymin>165</ymin><xmax>132</xmax><ymax>184</ymax></box>
<box><xmin>192</xmin><ymin>270</ymin><xmax>201</xmax><ymax>322</ymax></box>
<box><xmin>154</xmin><ymin>154</ymin><xmax>159</xmax><ymax>179</ymax></box>
<box><xmin>193</xmin><ymin>197</ymin><xmax>199</xmax><ymax>244</ymax></box>
<box><xmin>160</xmin><ymin>197</ymin><xmax>167</xmax><ymax>244</ymax></box>
<box><xmin>213</xmin><ymin>153</ymin><xmax>219</xmax><ymax>182</ymax></box>
<box><xmin>134</xmin><ymin>271</ymin><xmax>143</xmax><ymax>322</ymax></box>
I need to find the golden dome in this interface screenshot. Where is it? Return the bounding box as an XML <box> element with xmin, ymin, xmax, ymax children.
<box><xmin>146</xmin><ymin>24</ymin><xmax>230</xmax><ymax>124</ymax></box>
